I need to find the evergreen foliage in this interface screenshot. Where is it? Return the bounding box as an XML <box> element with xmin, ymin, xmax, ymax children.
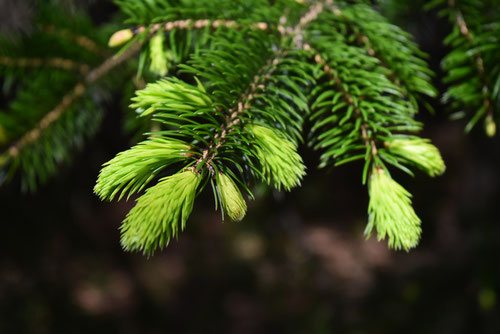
<box><xmin>427</xmin><ymin>0</ymin><xmax>500</xmax><ymax>136</ymax></box>
<box><xmin>0</xmin><ymin>2</ymin><xmax>130</xmax><ymax>191</ymax></box>
<box><xmin>6</xmin><ymin>0</ymin><xmax>496</xmax><ymax>255</ymax></box>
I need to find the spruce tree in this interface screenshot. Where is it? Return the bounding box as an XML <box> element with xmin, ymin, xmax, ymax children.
<box><xmin>0</xmin><ymin>0</ymin><xmax>498</xmax><ymax>255</ymax></box>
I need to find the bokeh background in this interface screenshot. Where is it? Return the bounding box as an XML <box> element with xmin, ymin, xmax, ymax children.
<box><xmin>1</xmin><ymin>1</ymin><xmax>500</xmax><ymax>333</ymax></box>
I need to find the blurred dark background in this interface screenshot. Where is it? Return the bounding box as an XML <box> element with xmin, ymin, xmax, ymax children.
<box><xmin>1</xmin><ymin>1</ymin><xmax>500</xmax><ymax>333</ymax></box>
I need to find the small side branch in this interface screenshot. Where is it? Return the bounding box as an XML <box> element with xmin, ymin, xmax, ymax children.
<box><xmin>195</xmin><ymin>52</ymin><xmax>285</xmax><ymax>170</ymax></box>
<box><xmin>5</xmin><ymin>41</ymin><xmax>143</xmax><ymax>159</ymax></box>
<box><xmin>327</xmin><ymin>6</ymin><xmax>403</xmax><ymax>88</ymax></box>
<box><xmin>448</xmin><ymin>0</ymin><xmax>494</xmax><ymax>120</ymax></box>
<box><xmin>307</xmin><ymin>44</ymin><xmax>379</xmax><ymax>158</ymax></box>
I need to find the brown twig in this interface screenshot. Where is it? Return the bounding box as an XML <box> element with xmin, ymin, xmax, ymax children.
<box><xmin>139</xmin><ymin>19</ymin><xmax>270</xmax><ymax>35</ymax></box>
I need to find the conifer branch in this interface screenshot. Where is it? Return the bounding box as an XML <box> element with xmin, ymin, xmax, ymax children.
<box><xmin>194</xmin><ymin>51</ymin><xmax>285</xmax><ymax>172</ymax></box>
<box><xmin>324</xmin><ymin>3</ymin><xmax>436</xmax><ymax>104</ymax></box>
<box><xmin>0</xmin><ymin>0</ymin><xmax>451</xmax><ymax>253</ymax></box>
<box><xmin>329</xmin><ymin>6</ymin><xmax>405</xmax><ymax>93</ymax></box>
<box><xmin>447</xmin><ymin>0</ymin><xmax>495</xmax><ymax>128</ymax></box>
<box><xmin>307</xmin><ymin>45</ymin><xmax>380</xmax><ymax>163</ymax></box>
<box><xmin>6</xmin><ymin>83</ymin><xmax>85</xmax><ymax>158</ymax></box>
<box><xmin>193</xmin><ymin>1</ymin><xmax>328</xmax><ymax>172</ymax></box>
<box><xmin>4</xmin><ymin>41</ymin><xmax>143</xmax><ymax>159</ymax></box>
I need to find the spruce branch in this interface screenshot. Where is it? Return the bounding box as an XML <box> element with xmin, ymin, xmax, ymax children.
<box><xmin>6</xmin><ymin>83</ymin><xmax>85</xmax><ymax>158</ymax></box>
<box><xmin>3</xmin><ymin>41</ymin><xmax>142</xmax><ymax>161</ymax></box>
<box><xmin>0</xmin><ymin>0</ymin><xmax>451</xmax><ymax>254</ymax></box>
<box><xmin>427</xmin><ymin>0</ymin><xmax>500</xmax><ymax>136</ymax></box>
<box><xmin>306</xmin><ymin>45</ymin><xmax>381</xmax><ymax>175</ymax></box>
<box><xmin>96</xmin><ymin>3</ymin><xmax>326</xmax><ymax>253</ymax></box>
<box><xmin>0</xmin><ymin>10</ymin><xmax>142</xmax><ymax>180</ymax></box>
<box><xmin>325</xmin><ymin>4</ymin><xmax>437</xmax><ymax>106</ymax></box>
<box><xmin>189</xmin><ymin>1</ymin><xmax>324</xmax><ymax>185</ymax></box>
<box><xmin>95</xmin><ymin>0</ymin><xmax>445</xmax><ymax>254</ymax></box>
<box><xmin>304</xmin><ymin>44</ymin><xmax>386</xmax><ymax>175</ymax></box>
<box><xmin>193</xmin><ymin>49</ymin><xmax>285</xmax><ymax>171</ymax></box>
<box><xmin>448</xmin><ymin>0</ymin><xmax>495</xmax><ymax>134</ymax></box>
<box><xmin>303</xmin><ymin>7</ymin><xmax>445</xmax><ymax>250</ymax></box>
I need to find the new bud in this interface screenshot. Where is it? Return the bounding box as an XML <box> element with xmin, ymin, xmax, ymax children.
<box><xmin>149</xmin><ymin>32</ymin><xmax>169</xmax><ymax>76</ymax></box>
<box><xmin>108</xmin><ymin>29</ymin><xmax>134</xmax><ymax>48</ymax></box>
<box><xmin>217</xmin><ymin>173</ymin><xmax>247</xmax><ymax>222</ymax></box>
<box><xmin>249</xmin><ymin>124</ymin><xmax>306</xmax><ymax>191</ymax></box>
<box><xmin>386</xmin><ymin>137</ymin><xmax>446</xmax><ymax>177</ymax></box>
<box><xmin>120</xmin><ymin>169</ymin><xmax>201</xmax><ymax>255</ymax></box>
<box><xmin>485</xmin><ymin>115</ymin><xmax>496</xmax><ymax>138</ymax></box>
<box><xmin>366</xmin><ymin>168</ymin><xmax>422</xmax><ymax>251</ymax></box>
